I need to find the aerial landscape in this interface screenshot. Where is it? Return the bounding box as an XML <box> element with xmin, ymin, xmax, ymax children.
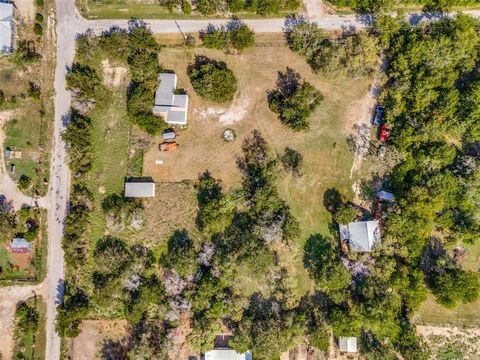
<box><xmin>1</xmin><ymin>0</ymin><xmax>480</xmax><ymax>359</ymax></box>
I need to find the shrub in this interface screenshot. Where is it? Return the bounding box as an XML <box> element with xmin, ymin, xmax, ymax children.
<box><xmin>332</xmin><ymin>203</ymin><xmax>356</xmax><ymax>224</ymax></box>
<box><xmin>281</xmin><ymin>147</ymin><xmax>303</xmax><ymax>176</ymax></box>
<box><xmin>33</xmin><ymin>23</ymin><xmax>43</xmax><ymax>36</ymax></box>
<box><xmin>28</xmin><ymin>82</ymin><xmax>41</xmax><ymax>100</ymax></box>
<box><xmin>202</xmin><ymin>22</ymin><xmax>255</xmax><ymax>52</ymax></box>
<box><xmin>35</xmin><ymin>13</ymin><xmax>44</xmax><ymax>23</ymax></box>
<box><xmin>188</xmin><ymin>58</ymin><xmax>238</xmax><ymax>102</ymax></box>
<box><xmin>18</xmin><ymin>175</ymin><xmax>32</xmax><ymax>190</ymax></box>
<box><xmin>66</xmin><ymin>63</ymin><xmax>102</xmax><ymax>100</ymax></box>
<box><xmin>182</xmin><ymin>0</ymin><xmax>192</xmax><ymax>14</ymax></box>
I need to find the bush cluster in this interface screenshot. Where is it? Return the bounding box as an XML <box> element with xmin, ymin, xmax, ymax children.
<box><xmin>268</xmin><ymin>68</ymin><xmax>323</xmax><ymax>131</ymax></box>
<box><xmin>188</xmin><ymin>57</ymin><xmax>238</xmax><ymax>102</ymax></box>
<box><xmin>202</xmin><ymin>22</ymin><xmax>255</xmax><ymax>52</ymax></box>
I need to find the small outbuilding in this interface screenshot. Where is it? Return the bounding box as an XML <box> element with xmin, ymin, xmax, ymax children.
<box><xmin>347</xmin><ymin>220</ymin><xmax>381</xmax><ymax>252</ymax></box>
<box><xmin>204</xmin><ymin>349</ymin><xmax>251</xmax><ymax>360</ymax></box>
<box><xmin>338</xmin><ymin>336</ymin><xmax>357</xmax><ymax>353</ymax></box>
<box><xmin>153</xmin><ymin>73</ymin><xmax>189</xmax><ymax>126</ymax></box>
<box><xmin>9</xmin><ymin>237</ymin><xmax>32</xmax><ymax>253</ymax></box>
<box><xmin>124</xmin><ymin>179</ymin><xmax>155</xmax><ymax>198</ymax></box>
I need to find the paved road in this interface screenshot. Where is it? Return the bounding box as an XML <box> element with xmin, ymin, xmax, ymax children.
<box><xmin>41</xmin><ymin>2</ymin><xmax>480</xmax><ymax>360</ymax></box>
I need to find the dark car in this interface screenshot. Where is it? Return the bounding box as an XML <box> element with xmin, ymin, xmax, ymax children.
<box><xmin>373</xmin><ymin>105</ymin><xmax>384</xmax><ymax>127</ymax></box>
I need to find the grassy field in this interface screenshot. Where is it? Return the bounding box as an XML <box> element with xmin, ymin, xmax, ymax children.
<box><xmin>75</xmin><ymin>0</ymin><xmax>297</xmax><ymax>19</ymax></box>
<box><xmin>70</xmin><ymin>32</ymin><xmax>373</xmax><ymax>315</ymax></box>
<box><xmin>0</xmin><ymin>0</ymin><xmax>55</xmax><ymax>197</ymax></box>
<box><xmin>12</xmin><ymin>296</ymin><xmax>46</xmax><ymax>360</ymax></box>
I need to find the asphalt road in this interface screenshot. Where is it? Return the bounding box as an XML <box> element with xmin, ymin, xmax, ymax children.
<box><xmin>43</xmin><ymin>2</ymin><xmax>480</xmax><ymax>360</ymax></box>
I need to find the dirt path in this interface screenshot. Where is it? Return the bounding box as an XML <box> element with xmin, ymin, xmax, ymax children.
<box><xmin>0</xmin><ymin>282</ymin><xmax>47</xmax><ymax>360</ymax></box>
<box><xmin>14</xmin><ymin>0</ymin><xmax>36</xmax><ymax>21</ymax></box>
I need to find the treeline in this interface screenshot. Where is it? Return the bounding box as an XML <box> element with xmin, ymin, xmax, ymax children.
<box><xmin>376</xmin><ymin>13</ymin><xmax>480</xmax><ymax>308</ymax></box>
<box><xmin>327</xmin><ymin>0</ymin><xmax>477</xmax><ymax>12</ymax></box>
<box><xmin>288</xmin><ymin>20</ymin><xmax>380</xmax><ymax>78</ymax></box>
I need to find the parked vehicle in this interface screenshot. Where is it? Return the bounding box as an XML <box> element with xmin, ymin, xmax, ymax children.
<box><xmin>163</xmin><ymin>129</ymin><xmax>176</xmax><ymax>141</ymax></box>
<box><xmin>377</xmin><ymin>144</ymin><xmax>386</xmax><ymax>158</ymax></box>
<box><xmin>379</xmin><ymin>123</ymin><xmax>391</xmax><ymax>143</ymax></box>
<box><xmin>159</xmin><ymin>141</ymin><xmax>177</xmax><ymax>151</ymax></box>
<box><xmin>373</xmin><ymin>105</ymin><xmax>384</xmax><ymax>127</ymax></box>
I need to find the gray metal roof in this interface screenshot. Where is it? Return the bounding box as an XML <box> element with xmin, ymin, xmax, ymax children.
<box><xmin>204</xmin><ymin>350</ymin><xmax>251</xmax><ymax>360</ymax></box>
<box><xmin>347</xmin><ymin>220</ymin><xmax>381</xmax><ymax>252</ymax></box>
<box><xmin>124</xmin><ymin>182</ymin><xmax>155</xmax><ymax>198</ymax></box>
<box><xmin>10</xmin><ymin>237</ymin><xmax>32</xmax><ymax>251</ymax></box>
<box><xmin>0</xmin><ymin>2</ymin><xmax>13</xmax><ymax>53</ymax></box>
<box><xmin>339</xmin><ymin>337</ymin><xmax>357</xmax><ymax>353</ymax></box>
<box><xmin>153</xmin><ymin>73</ymin><xmax>188</xmax><ymax>125</ymax></box>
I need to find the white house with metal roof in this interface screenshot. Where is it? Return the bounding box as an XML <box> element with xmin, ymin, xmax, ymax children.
<box><xmin>338</xmin><ymin>336</ymin><xmax>357</xmax><ymax>353</ymax></box>
<box><xmin>0</xmin><ymin>1</ymin><xmax>15</xmax><ymax>53</ymax></box>
<box><xmin>152</xmin><ymin>73</ymin><xmax>189</xmax><ymax>126</ymax></box>
<box><xmin>124</xmin><ymin>180</ymin><xmax>155</xmax><ymax>198</ymax></box>
<box><xmin>347</xmin><ymin>220</ymin><xmax>381</xmax><ymax>252</ymax></box>
<box><xmin>204</xmin><ymin>349</ymin><xmax>251</xmax><ymax>360</ymax></box>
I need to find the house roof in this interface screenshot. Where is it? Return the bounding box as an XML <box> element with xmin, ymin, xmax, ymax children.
<box><xmin>338</xmin><ymin>336</ymin><xmax>357</xmax><ymax>353</ymax></box>
<box><xmin>204</xmin><ymin>350</ymin><xmax>251</xmax><ymax>360</ymax></box>
<box><xmin>0</xmin><ymin>2</ymin><xmax>13</xmax><ymax>53</ymax></box>
<box><xmin>10</xmin><ymin>237</ymin><xmax>32</xmax><ymax>251</ymax></box>
<box><xmin>124</xmin><ymin>181</ymin><xmax>155</xmax><ymax>198</ymax></box>
<box><xmin>153</xmin><ymin>73</ymin><xmax>189</xmax><ymax>125</ymax></box>
<box><xmin>377</xmin><ymin>190</ymin><xmax>395</xmax><ymax>202</ymax></box>
<box><xmin>347</xmin><ymin>220</ymin><xmax>381</xmax><ymax>252</ymax></box>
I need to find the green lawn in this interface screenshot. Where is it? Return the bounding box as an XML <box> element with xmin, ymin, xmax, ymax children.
<box><xmin>415</xmin><ymin>294</ymin><xmax>480</xmax><ymax>326</ymax></box>
<box><xmin>88</xmin><ymin>89</ymin><xmax>132</xmax><ymax>242</ymax></box>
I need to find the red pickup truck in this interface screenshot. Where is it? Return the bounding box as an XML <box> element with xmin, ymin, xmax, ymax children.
<box><xmin>379</xmin><ymin>124</ymin><xmax>391</xmax><ymax>143</ymax></box>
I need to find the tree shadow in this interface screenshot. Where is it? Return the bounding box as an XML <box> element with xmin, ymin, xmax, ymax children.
<box><xmin>100</xmin><ymin>339</ymin><xmax>126</xmax><ymax>360</ymax></box>
<box><xmin>323</xmin><ymin>188</ymin><xmax>342</xmax><ymax>213</ymax></box>
<box><xmin>188</xmin><ymin>55</ymin><xmax>228</xmax><ymax>73</ymax></box>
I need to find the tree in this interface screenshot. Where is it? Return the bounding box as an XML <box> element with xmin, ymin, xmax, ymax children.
<box><xmin>281</xmin><ymin>147</ymin><xmax>303</xmax><ymax>176</ymax></box>
<box><xmin>230</xmin><ymin>294</ymin><xmax>307</xmax><ymax>360</ymax></box>
<box><xmin>66</xmin><ymin>63</ymin><xmax>102</xmax><ymax>100</ymax></box>
<box><xmin>230</xmin><ymin>23</ymin><xmax>256</xmax><ymax>51</ymax></box>
<box><xmin>429</xmin><ymin>268</ymin><xmax>480</xmax><ymax>308</ymax></box>
<box><xmin>202</xmin><ymin>22</ymin><xmax>255</xmax><ymax>52</ymax></box>
<box><xmin>333</xmin><ymin>202</ymin><xmax>356</xmax><ymax>224</ymax></box>
<box><xmin>268</xmin><ymin>69</ymin><xmax>323</xmax><ymax>131</ymax></box>
<box><xmin>163</xmin><ymin>230</ymin><xmax>198</xmax><ymax>278</ymax></box>
<box><xmin>16</xmin><ymin>302</ymin><xmax>39</xmax><ymax>332</ymax></box>
<box><xmin>56</xmin><ymin>286</ymin><xmax>90</xmax><ymax>338</ymax></box>
<box><xmin>304</xmin><ymin>235</ymin><xmax>352</xmax><ymax>297</ymax></box>
<box><xmin>188</xmin><ymin>59</ymin><xmax>238</xmax><ymax>102</ymax></box>
<box><xmin>62</xmin><ymin>110</ymin><xmax>93</xmax><ymax>175</ymax></box>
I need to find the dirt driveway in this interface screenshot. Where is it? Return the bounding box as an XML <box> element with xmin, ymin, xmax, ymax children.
<box><xmin>0</xmin><ymin>282</ymin><xmax>46</xmax><ymax>360</ymax></box>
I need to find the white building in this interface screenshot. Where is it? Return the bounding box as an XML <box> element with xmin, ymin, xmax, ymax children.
<box><xmin>347</xmin><ymin>220</ymin><xmax>381</xmax><ymax>252</ymax></box>
<box><xmin>152</xmin><ymin>73</ymin><xmax>189</xmax><ymax>126</ymax></box>
<box><xmin>338</xmin><ymin>336</ymin><xmax>357</xmax><ymax>353</ymax></box>
<box><xmin>0</xmin><ymin>1</ymin><xmax>15</xmax><ymax>53</ymax></box>
<box><xmin>124</xmin><ymin>180</ymin><xmax>155</xmax><ymax>198</ymax></box>
<box><xmin>204</xmin><ymin>349</ymin><xmax>251</xmax><ymax>360</ymax></box>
